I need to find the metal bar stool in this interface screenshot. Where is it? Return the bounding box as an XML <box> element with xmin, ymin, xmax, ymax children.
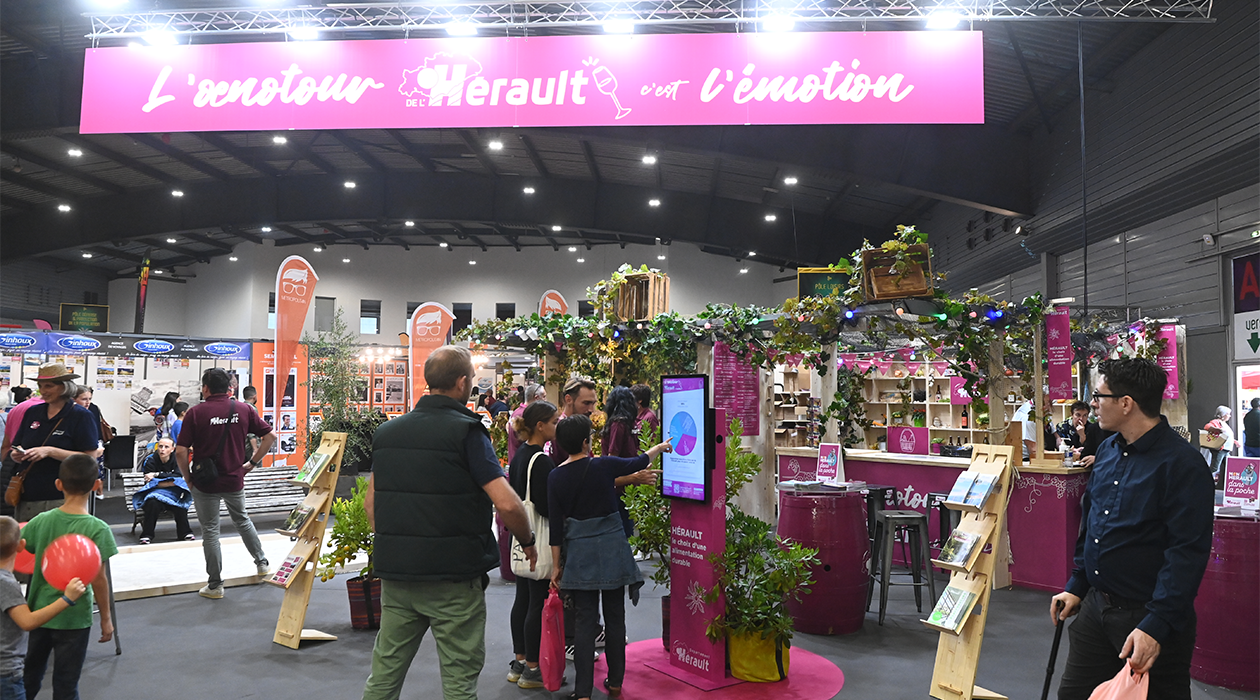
<box><xmin>925</xmin><ymin>491</ymin><xmax>961</xmax><ymax>549</ymax></box>
<box><xmin>866</xmin><ymin>509</ymin><xmax>937</xmax><ymax>626</ymax></box>
<box><xmin>861</xmin><ymin>485</ymin><xmax>897</xmax><ymax>548</ymax></box>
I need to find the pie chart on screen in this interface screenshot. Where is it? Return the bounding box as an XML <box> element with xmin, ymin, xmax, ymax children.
<box><xmin>669</xmin><ymin>412</ymin><xmax>698</xmax><ymax>456</ymax></box>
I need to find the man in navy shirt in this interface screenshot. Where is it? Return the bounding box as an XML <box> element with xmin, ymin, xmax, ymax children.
<box><xmin>1051</xmin><ymin>358</ymin><xmax>1213</xmax><ymax>699</ymax></box>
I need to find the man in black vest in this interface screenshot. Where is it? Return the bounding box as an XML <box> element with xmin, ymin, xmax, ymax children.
<box><xmin>361</xmin><ymin>345</ymin><xmax>537</xmax><ymax>700</ymax></box>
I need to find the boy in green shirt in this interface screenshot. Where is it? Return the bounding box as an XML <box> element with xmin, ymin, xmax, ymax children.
<box><xmin>20</xmin><ymin>453</ymin><xmax>118</xmax><ymax>699</ymax></box>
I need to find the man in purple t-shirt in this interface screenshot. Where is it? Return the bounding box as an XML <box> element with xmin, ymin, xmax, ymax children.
<box><xmin>175</xmin><ymin>368</ymin><xmax>276</xmax><ymax>600</ymax></box>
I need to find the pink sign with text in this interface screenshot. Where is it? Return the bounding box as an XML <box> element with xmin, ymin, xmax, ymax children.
<box><xmin>80</xmin><ymin>31</ymin><xmax>983</xmax><ymax>133</ymax></box>
<box><xmin>1047</xmin><ymin>306</ymin><xmax>1073</xmax><ymax>400</ymax></box>
<box><xmin>1156</xmin><ymin>325</ymin><xmax>1180</xmax><ymax>399</ymax></box>
<box><xmin>1223</xmin><ymin>456</ymin><xmax>1259</xmax><ymax>507</ymax></box>
<box><xmin>817</xmin><ymin>443</ymin><xmax>842</xmax><ymax>481</ymax></box>
<box><xmin>888</xmin><ymin>426</ymin><xmax>929</xmax><ymax>455</ymax></box>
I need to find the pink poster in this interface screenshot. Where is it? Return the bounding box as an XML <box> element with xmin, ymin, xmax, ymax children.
<box><xmin>949</xmin><ymin>376</ymin><xmax>970</xmax><ymax>405</ymax></box>
<box><xmin>888</xmin><ymin>426</ymin><xmax>929</xmax><ymax>455</ymax></box>
<box><xmin>1156</xmin><ymin>325</ymin><xmax>1179</xmax><ymax>399</ymax></box>
<box><xmin>1046</xmin><ymin>306</ymin><xmax>1072</xmax><ymax>400</ymax></box>
<box><xmin>817</xmin><ymin>443</ymin><xmax>842</xmax><ymax>481</ymax></box>
<box><xmin>1222</xmin><ymin>456</ymin><xmax>1259</xmax><ymax>507</ymax></box>
<box><xmin>80</xmin><ymin>32</ymin><xmax>983</xmax><ymax>133</ymax></box>
<box><xmin>713</xmin><ymin>341</ymin><xmax>760</xmax><ymax>435</ymax></box>
<box><xmin>662</xmin><ymin>409</ymin><xmax>730</xmax><ymax>688</ymax></box>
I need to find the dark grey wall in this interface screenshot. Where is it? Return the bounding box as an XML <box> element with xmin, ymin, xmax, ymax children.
<box><xmin>1186</xmin><ymin>327</ymin><xmax>1231</xmax><ymax>437</ymax></box>
<box><xmin>0</xmin><ymin>258</ymin><xmax>112</xmax><ymax>326</ymax></box>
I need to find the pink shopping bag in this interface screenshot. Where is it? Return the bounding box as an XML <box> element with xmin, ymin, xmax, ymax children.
<box><xmin>540</xmin><ymin>588</ymin><xmax>566</xmax><ymax>692</ymax></box>
<box><xmin>1087</xmin><ymin>665</ymin><xmax>1149</xmax><ymax>700</ymax></box>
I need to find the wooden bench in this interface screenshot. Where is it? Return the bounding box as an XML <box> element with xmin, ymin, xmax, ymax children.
<box><xmin>121</xmin><ymin>466</ymin><xmax>306</xmax><ymax>536</ymax></box>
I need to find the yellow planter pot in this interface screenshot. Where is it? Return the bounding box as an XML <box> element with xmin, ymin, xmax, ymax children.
<box><xmin>728</xmin><ymin>632</ymin><xmax>790</xmax><ymax>683</ymax></box>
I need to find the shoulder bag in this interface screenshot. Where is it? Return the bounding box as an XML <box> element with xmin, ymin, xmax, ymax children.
<box><xmin>5</xmin><ymin>414</ymin><xmax>68</xmax><ymax>507</ymax></box>
<box><xmin>510</xmin><ymin>451</ymin><xmax>555</xmax><ymax>580</ymax></box>
<box><xmin>189</xmin><ymin>400</ymin><xmax>235</xmax><ymax>490</ymax></box>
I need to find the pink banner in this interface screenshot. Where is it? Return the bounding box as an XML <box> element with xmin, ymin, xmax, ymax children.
<box><xmin>888</xmin><ymin>426</ymin><xmax>929</xmax><ymax>455</ymax></box>
<box><xmin>80</xmin><ymin>32</ymin><xmax>983</xmax><ymax>133</ymax></box>
<box><xmin>1222</xmin><ymin>456</ymin><xmax>1259</xmax><ymax>507</ymax></box>
<box><xmin>906</xmin><ymin>361</ymin><xmax>922</xmax><ymax>375</ymax></box>
<box><xmin>856</xmin><ymin>359</ymin><xmax>873</xmax><ymax>373</ymax></box>
<box><xmin>839</xmin><ymin>353</ymin><xmax>857</xmax><ymax>367</ymax></box>
<box><xmin>949</xmin><ymin>376</ymin><xmax>970</xmax><ymax>405</ymax></box>
<box><xmin>670</xmin><ymin>409</ymin><xmax>727</xmax><ymax>686</ymax></box>
<box><xmin>1046</xmin><ymin>306</ymin><xmax>1072</xmax><ymax>400</ymax></box>
<box><xmin>713</xmin><ymin>342</ymin><xmax>760</xmax><ymax>435</ymax></box>
<box><xmin>873</xmin><ymin>359</ymin><xmax>893</xmax><ymax>374</ymax></box>
<box><xmin>896</xmin><ymin>347</ymin><xmax>914</xmax><ymax>362</ymax></box>
<box><xmin>1157</xmin><ymin>325</ymin><xmax>1179</xmax><ymax>399</ymax></box>
<box><xmin>931</xmin><ymin>362</ymin><xmax>950</xmax><ymax>377</ymax></box>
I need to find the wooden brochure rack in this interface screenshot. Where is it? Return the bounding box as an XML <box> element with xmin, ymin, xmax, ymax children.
<box><xmin>926</xmin><ymin>444</ymin><xmax>1014</xmax><ymax>700</ymax></box>
<box><xmin>267</xmin><ymin>431</ymin><xmax>345</xmax><ymax>649</ymax></box>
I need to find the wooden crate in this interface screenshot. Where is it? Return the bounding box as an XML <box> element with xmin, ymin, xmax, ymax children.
<box><xmin>863</xmin><ymin>244</ymin><xmax>933</xmax><ymax>301</ymax></box>
<box><xmin>614</xmin><ymin>271</ymin><xmax>670</xmax><ymax>321</ymax></box>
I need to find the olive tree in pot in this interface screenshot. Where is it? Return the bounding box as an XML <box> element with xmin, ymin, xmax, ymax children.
<box><xmin>302</xmin><ymin>308</ymin><xmax>382</xmax><ymax>480</ymax></box>
<box><xmin>318</xmin><ymin>476</ymin><xmax>380</xmax><ymax>629</ymax></box>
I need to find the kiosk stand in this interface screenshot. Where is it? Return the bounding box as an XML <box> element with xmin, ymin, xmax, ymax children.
<box><xmin>267</xmin><ymin>431</ymin><xmax>345</xmax><ymax>649</ymax></box>
<box><xmin>926</xmin><ymin>444</ymin><xmax>1014</xmax><ymax>700</ymax></box>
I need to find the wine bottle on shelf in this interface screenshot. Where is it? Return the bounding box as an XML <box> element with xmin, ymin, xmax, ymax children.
<box><xmin>934</xmin><ymin>386</ymin><xmax>942</xmax><ymax>402</ymax></box>
<box><xmin>961</xmin><ymin>407</ymin><xmax>969</xmax><ymax>429</ymax></box>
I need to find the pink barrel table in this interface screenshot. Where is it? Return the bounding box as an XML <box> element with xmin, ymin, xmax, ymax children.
<box><xmin>778</xmin><ymin>491</ymin><xmax>869</xmax><ymax>635</ymax></box>
<box><xmin>1190</xmin><ymin>517</ymin><xmax>1259</xmax><ymax>692</ymax></box>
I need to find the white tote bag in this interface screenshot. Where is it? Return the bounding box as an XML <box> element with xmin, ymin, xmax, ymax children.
<box><xmin>510</xmin><ymin>452</ymin><xmax>554</xmax><ymax>580</ymax></box>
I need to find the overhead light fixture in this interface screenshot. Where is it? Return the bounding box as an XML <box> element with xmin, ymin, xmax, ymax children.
<box><xmin>739</xmin><ymin>268</ymin><xmax>749</xmax><ymax>274</ymax></box>
<box><xmin>764</xmin><ymin>214</ymin><xmax>777</xmax><ymax>222</ymax></box>
<box><xmin>229</xmin><ymin>256</ymin><xmax>238</xmax><ymax>261</ymax></box>
<box><xmin>81</xmin><ymin>252</ymin><xmax>93</xmax><ymax>258</ymax></box>
<box><xmin>344</xmin><ymin>181</ymin><xmax>356</xmax><ymax>189</ymax></box>
<box><xmin>761</xmin><ymin>14</ymin><xmax>796</xmax><ymax>32</ymax></box>
<box><xmin>261</xmin><ymin>226</ymin><xmax>272</xmax><ymax>233</ymax></box>
<box><xmin>439</xmin><ymin>242</ymin><xmax>449</xmax><ymax>248</ymax></box>
<box><xmin>313</xmin><ymin>246</ymin><xmax>322</xmax><ymax>252</ymax></box>
<box><xmin>523</xmin><ymin>186</ymin><xmax>535</xmax><ymax>194</ymax></box>
<box><xmin>568</xmin><ymin>246</ymin><xmax>578</xmax><ymax>252</ymax></box>
<box><xmin>926</xmin><ymin>11</ymin><xmax>962</xmax><ymax>29</ymax></box>
<box><xmin>154</xmin><ymin>269</ymin><xmax>164</xmax><ymax>275</ymax></box>
<box><xmin>657</xmin><ymin>255</ymin><xmax>667</xmax><ymax>260</ymax></box>
<box><xmin>171</xmin><ymin>189</ymin><xmax>184</xmax><ymax>197</ymax></box>
<box><xmin>445</xmin><ymin>21</ymin><xmax>478</xmax><ymax>36</ymax></box>
<box><xmin>648</xmin><ymin>198</ymin><xmax>661</xmax><ymax>207</ymax></box>
<box><xmin>603</xmin><ymin>19</ymin><xmax>635</xmax><ymax>34</ymax></box>
<box><xmin>166</xmin><ymin>237</ymin><xmax>177</xmax><ymax>243</ymax></box>
<box><xmin>487</xmin><ymin>140</ymin><xmax>504</xmax><ymax>151</ymax></box>
<box><xmin>272</xmin><ymin>135</ymin><xmax>287</xmax><ymax>145</ymax></box>
<box><xmin>404</xmin><ymin>220</ymin><xmax>415</xmax><ymax>227</ymax></box>
<box><xmin>552</xmin><ymin>225</ymin><xmax>562</xmax><ymax>232</ymax></box>
<box><xmin>576</xmin><ymin>258</ymin><xmax>586</xmax><ymax>263</ymax></box>
<box><xmin>748</xmin><ymin>251</ymin><xmax>757</xmax><ymax>257</ymax></box>
<box><xmin>468</xmin><ymin>260</ymin><xmax>477</xmax><ymax>265</ymax></box>
<box><xmin>287</xmin><ymin>25</ymin><xmax>321</xmax><ymax>41</ymax></box>
<box><xmin>342</xmin><ymin>258</ymin><xmax>351</xmax><ymax>263</ymax></box>
<box><xmin>67</xmin><ymin>149</ymin><xmax>83</xmax><ymax>157</ymax></box>
<box><xmin>142</xmin><ymin>30</ymin><xmax>179</xmax><ymax>47</ymax></box>
<box><xmin>783</xmin><ymin>176</ymin><xmax>798</xmax><ymax>186</ymax></box>
<box><xmin>642</xmin><ymin>155</ymin><xmax>657</xmax><ymax>165</ymax></box>
<box><xmin>58</xmin><ymin>204</ymin><xmax>72</xmax><ymax>212</ymax></box>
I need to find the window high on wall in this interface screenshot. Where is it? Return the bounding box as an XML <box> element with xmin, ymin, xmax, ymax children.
<box><xmin>314</xmin><ymin>296</ymin><xmax>336</xmax><ymax>332</ymax></box>
<box><xmin>360</xmin><ymin>299</ymin><xmax>381</xmax><ymax>335</ymax></box>
<box><xmin>452</xmin><ymin>303</ymin><xmax>473</xmax><ymax>334</ymax></box>
<box><xmin>577</xmin><ymin>300</ymin><xmax>595</xmax><ymax>317</ymax></box>
<box><xmin>268</xmin><ymin>292</ymin><xmax>276</xmax><ymax>329</ymax></box>
<box><xmin>406</xmin><ymin>301</ymin><xmax>421</xmax><ymax>323</ymax></box>
<box><xmin>496</xmin><ymin>303</ymin><xmax>515</xmax><ymax>321</ymax></box>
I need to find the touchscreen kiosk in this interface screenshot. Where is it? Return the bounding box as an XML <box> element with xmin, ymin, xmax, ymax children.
<box><xmin>661</xmin><ymin>375</ymin><xmax>711</xmax><ymax>502</ymax></box>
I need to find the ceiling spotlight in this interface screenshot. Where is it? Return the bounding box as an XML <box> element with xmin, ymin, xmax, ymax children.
<box><xmin>523</xmin><ymin>186</ymin><xmax>535</xmax><ymax>194</ymax></box>
<box><xmin>166</xmin><ymin>237</ymin><xmax>177</xmax><ymax>243</ymax></box>
<box><xmin>154</xmin><ymin>269</ymin><xmax>163</xmax><ymax>274</ymax></box>
<box><xmin>739</xmin><ymin>268</ymin><xmax>749</xmax><ymax>274</ymax></box>
<box><xmin>81</xmin><ymin>252</ymin><xmax>93</xmax><ymax>258</ymax></box>
<box><xmin>468</xmin><ymin>260</ymin><xmax>477</xmax><ymax>265</ymax></box>
<box><xmin>67</xmin><ymin>148</ymin><xmax>83</xmax><ymax>157</ymax></box>
<box><xmin>487</xmin><ymin>140</ymin><xmax>504</xmax><ymax>151</ymax></box>
<box><xmin>342</xmin><ymin>258</ymin><xmax>351</xmax><ymax>263</ymax></box>
<box><xmin>603</xmin><ymin>19</ymin><xmax>635</xmax><ymax>34</ymax></box>
<box><xmin>343</xmin><ymin>181</ymin><xmax>356</xmax><ymax>189</ymax></box>
<box><xmin>642</xmin><ymin>155</ymin><xmax>657</xmax><ymax>165</ymax></box>
<box><xmin>783</xmin><ymin>176</ymin><xmax>798</xmax><ymax>186</ymax></box>
<box><xmin>568</xmin><ymin>246</ymin><xmax>578</xmax><ymax>252</ymax></box>
<box><xmin>313</xmin><ymin>246</ymin><xmax>322</xmax><ymax>252</ymax></box>
<box><xmin>576</xmin><ymin>258</ymin><xmax>586</xmax><ymax>263</ymax></box>
<box><xmin>404</xmin><ymin>220</ymin><xmax>415</xmax><ymax>227</ymax></box>
<box><xmin>439</xmin><ymin>242</ymin><xmax>449</xmax><ymax>248</ymax></box>
<box><xmin>272</xmin><ymin>135</ymin><xmax>287</xmax><ymax>145</ymax></box>
<box><xmin>748</xmin><ymin>251</ymin><xmax>757</xmax><ymax>257</ymax></box>
<box><xmin>648</xmin><ymin>198</ymin><xmax>661</xmax><ymax>207</ymax></box>
<box><xmin>761</xmin><ymin>14</ymin><xmax>796</xmax><ymax>32</ymax></box>
<box><xmin>926</xmin><ymin>11</ymin><xmax>962</xmax><ymax>29</ymax></box>
<box><xmin>261</xmin><ymin>226</ymin><xmax>272</xmax><ymax>233</ymax></box>
<box><xmin>764</xmin><ymin>214</ymin><xmax>777</xmax><ymax>222</ymax></box>
<box><xmin>58</xmin><ymin>204</ymin><xmax>72</xmax><ymax>212</ymax></box>
<box><xmin>657</xmin><ymin>255</ymin><xmax>667</xmax><ymax>260</ymax></box>
<box><xmin>229</xmin><ymin>256</ymin><xmax>238</xmax><ymax>261</ymax></box>
<box><xmin>445</xmin><ymin>21</ymin><xmax>478</xmax><ymax>36</ymax></box>
<box><xmin>287</xmin><ymin>25</ymin><xmax>320</xmax><ymax>41</ymax></box>
<box><xmin>142</xmin><ymin>30</ymin><xmax>179</xmax><ymax>47</ymax></box>
<box><xmin>552</xmin><ymin>225</ymin><xmax>562</xmax><ymax>232</ymax></box>
<box><xmin>171</xmin><ymin>189</ymin><xmax>184</xmax><ymax>197</ymax></box>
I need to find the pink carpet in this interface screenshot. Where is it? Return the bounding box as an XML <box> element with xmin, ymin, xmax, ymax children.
<box><xmin>590</xmin><ymin>639</ymin><xmax>845</xmax><ymax>699</ymax></box>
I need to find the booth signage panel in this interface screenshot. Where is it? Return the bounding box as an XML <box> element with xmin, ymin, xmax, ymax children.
<box><xmin>713</xmin><ymin>342</ymin><xmax>760</xmax><ymax>435</ymax></box>
<box><xmin>1046</xmin><ymin>306</ymin><xmax>1072</xmax><ymax>400</ymax></box>
<box><xmin>887</xmin><ymin>426</ymin><xmax>929</xmax><ymax>455</ymax></box>
<box><xmin>58</xmin><ymin>303</ymin><xmax>109</xmax><ymax>332</ymax></box>
<box><xmin>0</xmin><ymin>333</ymin><xmax>44</xmax><ymax>353</ymax></box>
<box><xmin>1223</xmin><ymin>456</ymin><xmax>1259</xmax><ymax>507</ymax></box>
<box><xmin>14</xmin><ymin>331</ymin><xmax>252</xmax><ymax>360</ymax></box>
<box><xmin>797</xmin><ymin>268</ymin><xmax>849</xmax><ymax>299</ymax></box>
<box><xmin>80</xmin><ymin>31</ymin><xmax>984</xmax><ymax>133</ymax></box>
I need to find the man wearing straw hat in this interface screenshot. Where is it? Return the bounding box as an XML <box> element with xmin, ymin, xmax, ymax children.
<box><xmin>9</xmin><ymin>363</ymin><xmax>102</xmax><ymax>522</ymax></box>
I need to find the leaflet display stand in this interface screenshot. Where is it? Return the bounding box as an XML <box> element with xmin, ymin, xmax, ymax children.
<box><xmin>927</xmin><ymin>444</ymin><xmax>1014</xmax><ymax>700</ymax></box>
<box><xmin>268</xmin><ymin>431</ymin><xmax>345</xmax><ymax>649</ymax></box>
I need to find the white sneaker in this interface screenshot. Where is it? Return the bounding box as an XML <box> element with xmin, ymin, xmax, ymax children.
<box><xmin>256</xmin><ymin>562</ymin><xmax>271</xmax><ymax>576</ymax></box>
<box><xmin>199</xmin><ymin>585</ymin><xmax>224</xmax><ymax>599</ymax></box>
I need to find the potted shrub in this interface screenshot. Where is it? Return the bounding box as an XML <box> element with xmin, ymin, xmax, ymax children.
<box><xmin>911</xmin><ymin>409</ymin><xmax>927</xmax><ymax>428</ymax></box>
<box><xmin>303</xmin><ymin>308</ymin><xmax>379</xmax><ymax>475</ymax></box>
<box><xmin>318</xmin><ymin>476</ymin><xmax>380</xmax><ymax>629</ymax></box>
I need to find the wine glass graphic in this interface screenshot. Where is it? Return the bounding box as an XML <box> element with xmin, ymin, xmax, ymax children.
<box><xmin>592</xmin><ymin>65</ymin><xmax>632</xmax><ymax>120</ymax></box>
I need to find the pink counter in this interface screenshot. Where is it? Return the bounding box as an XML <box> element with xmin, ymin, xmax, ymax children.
<box><xmin>776</xmin><ymin>449</ymin><xmax>1088</xmax><ymax>592</ymax></box>
<box><xmin>1190</xmin><ymin>516</ymin><xmax>1259</xmax><ymax>692</ymax></box>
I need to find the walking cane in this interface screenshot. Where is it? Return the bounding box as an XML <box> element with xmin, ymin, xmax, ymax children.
<box><xmin>1041</xmin><ymin>600</ymin><xmax>1066</xmax><ymax>700</ymax></box>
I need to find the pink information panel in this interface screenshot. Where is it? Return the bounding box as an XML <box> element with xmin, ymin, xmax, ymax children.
<box><xmin>713</xmin><ymin>341</ymin><xmax>760</xmax><ymax>435</ymax></box>
<box><xmin>888</xmin><ymin>426</ymin><xmax>929</xmax><ymax>455</ymax></box>
<box><xmin>80</xmin><ymin>31</ymin><xmax>983</xmax><ymax>133</ymax></box>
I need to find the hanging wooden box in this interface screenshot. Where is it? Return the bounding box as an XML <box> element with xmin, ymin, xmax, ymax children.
<box><xmin>614</xmin><ymin>271</ymin><xmax>670</xmax><ymax>321</ymax></box>
<box><xmin>862</xmin><ymin>244</ymin><xmax>933</xmax><ymax>301</ymax></box>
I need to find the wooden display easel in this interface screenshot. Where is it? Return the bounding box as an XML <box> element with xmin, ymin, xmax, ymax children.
<box><xmin>268</xmin><ymin>431</ymin><xmax>345</xmax><ymax>649</ymax></box>
<box><xmin>927</xmin><ymin>444</ymin><xmax>1014</xmax><ymax>700</ymax></box>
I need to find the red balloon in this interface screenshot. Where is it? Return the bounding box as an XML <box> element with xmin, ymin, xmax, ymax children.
<box><xmin>40</xmin><ymin>534</ymin><xmax>100</xmax><ymax>592</ymax></box>
<box><xmin>13</xmin><ymin>522</ymin><xmax>34</xmax><ymax>575</ymax></box>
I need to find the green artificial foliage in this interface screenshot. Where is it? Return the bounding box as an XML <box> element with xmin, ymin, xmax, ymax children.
<box><xmin>625</xmin><ymin>416</ymin><xmax>670</xmax><ymax>588</ymax></box>
<box><xmin>319</xmin><ymin>475</ymin><xmax>374</xmax><ymax>581</ymax></box>
<box><xmin>723</xmin><ymin>418</ymin><xmax>760</xmax><ymax>509</ymax></box>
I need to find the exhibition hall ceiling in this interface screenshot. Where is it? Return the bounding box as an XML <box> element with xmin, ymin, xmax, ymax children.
<box><xmin>0</xmin><ymin>0</ymin><xmax>1176</xmax><ymax>278</ymax></box>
